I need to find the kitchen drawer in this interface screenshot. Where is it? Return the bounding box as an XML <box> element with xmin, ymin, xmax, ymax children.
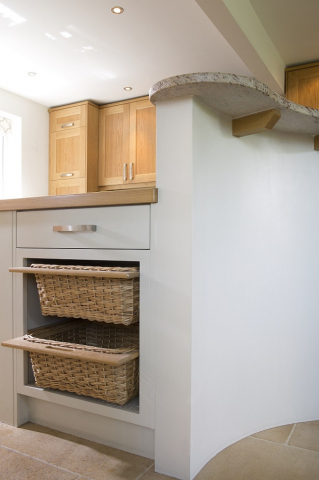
<box><xmin>17</xmin><ymin>206</ymin><xmax>150</xmax><ymax>249</ymax></box>
<box><xmin>49</xmin><ymin>178</ymin><xmax>87</xmax><ymax>196</ymax></box>
<box><xmin>49</xmin><ymin>104</ymin><xmax>86</xmax><ymax>132</ymax></box>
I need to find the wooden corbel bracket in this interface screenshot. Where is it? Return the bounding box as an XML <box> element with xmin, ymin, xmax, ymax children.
<box><xmin>232</xmin><ymin>108</ymin><xmax>281</xmax><ymax>138</ymax></box>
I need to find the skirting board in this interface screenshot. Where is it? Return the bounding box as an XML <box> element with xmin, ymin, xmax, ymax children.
<box><xmin>27</xmin><ymin>397</ymin><xmax>155</xmax><ymax>459</ymax></box>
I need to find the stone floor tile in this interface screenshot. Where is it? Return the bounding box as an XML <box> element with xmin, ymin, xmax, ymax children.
<box><xmin>251</xmin><ymin>424</ymin><xmax>294</xmax><ymax>444</ymax></box>
<box><xmin>288</xmin><ymin>421</ymin><xmax>319</xmax><ymax>453</ymax></box>
<box><xmin>0</xmin><ymin>446</ymin><xmax>78</xmax><ymax>480</ymax></box>
<box><xmin>194</xmin><ymin>436</ymin><xmax>319</xmax><ymax>480</ymax></box>
<box><xmin>0</xmin><ymin>422</ymin><xmax>153</xmax><ymax>480</ymax></box>
<box><xmin>138</xmin><ymin>466</ymin><xmax>175</xmax><ymax>479</ymax></box>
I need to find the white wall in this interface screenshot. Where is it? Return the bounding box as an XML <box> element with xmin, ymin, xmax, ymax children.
<box><xmin>0</xmin><ymin>87</ymin><xmax>48</xmax><ymax>198</ymax></box>
<box><xmin>191</xmin><ymin>99</ymin><xmax>319</xmax><ymax>477</ymax></box>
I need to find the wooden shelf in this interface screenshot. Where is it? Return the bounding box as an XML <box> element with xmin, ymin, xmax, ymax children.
<box><xmin>149</xmin><ymin>73</ymin><xmax>319</xmax><ymax>140</ymax></box>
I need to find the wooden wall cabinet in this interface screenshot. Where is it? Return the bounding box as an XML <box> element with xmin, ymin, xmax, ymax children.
<box><xmin>99</xmin><ymin>96</ymin><xmax>156</xmax><ymax>190</ymax></box>
<box><xmin>49</xmin><ymin>101</ymin><xmax>99</xmax><ymax>195</ymax></box>
<box><xmin>285</xmin><ymin>61</ymin><xmax>319</xmax><ymax>109</ymax></box>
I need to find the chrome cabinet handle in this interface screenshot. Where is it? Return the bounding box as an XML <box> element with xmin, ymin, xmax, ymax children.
<box><xmin>130</xmin><ymin>163</ymin><xmax>133</xmax><ymax>180</ymax></box>
<box><xmin>60</xmin><ymin>173</ymin><xmax>74</xmax><ymax>177</ymax></box>
<box><xmin>123</xmin><ymin>163</ymin><xmax>127</xmax><ymax>181</ymax></box>
<box><xmin>61</xmin><ymin>123</ymin><xmax>74</xmax><ymax>128</ymax></box>
<box><xmin>53</xmin><ymin>225</ymin><xmax>97</xmax><ymax>232</ymax></box>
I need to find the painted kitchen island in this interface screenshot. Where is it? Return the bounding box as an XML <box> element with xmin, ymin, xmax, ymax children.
<box><xmin>150</xmin><ymin>73</ymin><xmax>319</xmax><ymax>480</ymax></box>
<box><xmin>0</xmin><ymin>189</ymin><xmax>157</xmax><ymax>459</ymax></box>
<box><xmin>1</xmin><ymin>74</ymin><xmax>319</xmax><ymax>480</ymax></box>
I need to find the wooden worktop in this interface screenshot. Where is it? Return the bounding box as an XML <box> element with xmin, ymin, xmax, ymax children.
<box><xmin>0</xmin><ymin>188</ymin><xmax>158</xmax><ymax>212</ymax></box>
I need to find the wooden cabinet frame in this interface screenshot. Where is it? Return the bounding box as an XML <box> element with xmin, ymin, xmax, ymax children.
<box><xmin>48</xmin><ymin>101</ymin><xmax>98</xmax><ymax>195</ymax></box>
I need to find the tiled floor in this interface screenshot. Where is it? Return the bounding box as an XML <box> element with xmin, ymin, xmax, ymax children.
<box><xmin>0</xmin><ymin>421</ymin><xmax>318</xmax><ymax>479</ymax></box>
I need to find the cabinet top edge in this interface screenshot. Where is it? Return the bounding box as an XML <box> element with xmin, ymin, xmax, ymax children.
<box><xmin>0</xmin><ymin>188</ymin><xmax>158</xmax><ymax>212</ymax></box>
<box><xmin>99</xmin><ymin>95</ymin><xmax>150</xmax><ymax>109</ymax></box>
<box><xmin>48</xmin><ymin>100</ymin><xmax>98</xmax><ymax>112</ymax></box>
<box><xmin>49</xmin><ymin>95</ymin><xmax>152</xmax><ymax>112</ymax></box>
<box><xmin>285</xmin><ymin>61</ymin><xmax>319</xmax><ymax>72</ymax></box>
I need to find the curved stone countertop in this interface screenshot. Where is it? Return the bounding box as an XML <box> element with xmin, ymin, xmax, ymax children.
<box><xmin>149</xmin><ymin>73</ymin><xmax>319</xmax><ymax>136</ymax></box>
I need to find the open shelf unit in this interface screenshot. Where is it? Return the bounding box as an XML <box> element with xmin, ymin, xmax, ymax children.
<box><xmin>12</xmin><ymin>247</ymin><xmax>154</xmax><ymax>429</ymax></box>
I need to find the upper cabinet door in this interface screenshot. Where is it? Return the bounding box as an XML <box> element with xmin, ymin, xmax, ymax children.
<box><xmin>129</xmin><ymin>99</ymin><xmax>156</xmax><ymax>184</ymax></box>
<box><xmin>50</xmin><ymin>104</ymin><xmax>87</xmax><ymax>132</ymax></box>
<box><xmin>286</xmin><ymin>64</ymin><xmax>319</xmax><ymax>109</ymax></box>
<box><xmin>50</xmin><ymin>127</ymin><xmax>86</xmax><ymax>180</ymax></box>
<box><xmin>98</xmin><ymin>104</ymin><xmax>130</xmax><ymax>187</ymax></box>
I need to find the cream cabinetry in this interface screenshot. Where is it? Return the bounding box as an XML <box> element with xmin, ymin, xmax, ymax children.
<box><xmin>16</xmin><ymin>206</ymin><xmax>150</xmax><ymax>249</ymax></box>
<box><xmin>1</xmin><ymin>205</ymin><xmax>155</xmax><ymax>457</ymax></box>
<box><xmin>49</xmin><ymin>101</ymin><xmax>99</xmax><ymax>195</ymax></box>
<box><xmin>98</xmin><ymin>96</ymin><xmax>156</xmax><ymax>190</ymax></box>
<box><xmin>0</xmin><ymin>212</ymin><xmax>14</xmax><ymax>425</ymax></box>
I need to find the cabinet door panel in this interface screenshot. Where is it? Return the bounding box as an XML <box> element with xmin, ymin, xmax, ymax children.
<box><xmin>50</xmin><ymin>128</ymin><xmax>86</xmax><ymax>180</ymax></box>
<box><xmin>129</xmin><ymin>100</ymin><xmax>156</xmax><ymax>184</ymax></box>
<box><xmin>49</xmin><ymin>178</ymin><xmax>87</xmax><ymax>195</ymax></box>
<box><xmin>99</xmin><ymin>104</ymin><xmax>130</xmax><ymax>187</ymax></box>
<box><xmin>286</xmin><ymin>66</ymin><xmax>319</xmax><ymax>109</ymax></box>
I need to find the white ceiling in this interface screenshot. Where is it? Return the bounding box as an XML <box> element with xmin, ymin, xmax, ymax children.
<box><xmin>0</xmin><ymin>0</ymin><xmax>252</xmax><ymax>107</ymax></box>
<box><xmin>196</xmin><ymin>0</ymin><xmax>319</xmax><ymax>96</ymax></box>
<box><xmin>250</xmin><ymin>0</ymin><xmax>319</xmax><ymax>67</ymax></box>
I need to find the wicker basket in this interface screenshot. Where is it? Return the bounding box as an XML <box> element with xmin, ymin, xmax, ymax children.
<box><xmin>29</xmin><ymin>264</ymin><xmax>139</xmax><ymax>325</ymax></box>
<box><xmin>22</xmin><ymin>319</ymin><xmax>139</xmax><ymax>405</ymax></box>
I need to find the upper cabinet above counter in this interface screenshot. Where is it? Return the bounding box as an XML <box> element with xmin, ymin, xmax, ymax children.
<box><xmin>99</xmin><ymin>97</ymin><xmax>156</xmax><ymax>191</ymax></box>
<box><xmin>48</xmin><ymin>96</ymin><xmax>156</xmax><ymax>196</ymax></box>
<box><xmin>49</xmin><ymin>101</ymin><xmax>99</xmax><ymax>196</ymax></box>
<box><xmin>286</xmin><ymin>61</ymin><xmax>319</xmax><ymax>110</ymax></box>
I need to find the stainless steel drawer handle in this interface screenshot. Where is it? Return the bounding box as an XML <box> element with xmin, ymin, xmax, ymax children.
<box><xmin>61</xmin><ymin>122</ymin><xmax>74</xmax><ymax>128</ymax></box>
<box><xmin>130</xmin><ymin>162</ymin><xmax>133</xmax><ymax>180</ymax></box>
<box><xmin>53</xmin><ymin>225</ymin><xmax>97</xmax><ymax>232</ymax></box>
<box><xmin>60</xmin><ymin>173</ymin><xmax>74</xmax><ymax>177</ymax></box>
<box><xmin>123</xmin><ymin>163</ymin><xmax>127</xmax><ymax>181</ymax></box>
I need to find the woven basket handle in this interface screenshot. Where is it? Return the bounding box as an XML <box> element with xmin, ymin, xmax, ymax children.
<box><xmin>9</xmin><ymin>267</ymin><xmax>139</xmax><ymax>279</ymax></box>
<box><xmin>1</xmin><ymin>336</ymin><xmax>139</xmax><ymax>366</ymax></box>
<box><xmin>45</xmin><ymin>345</ymin><xmax>73</xmax><ymax>352</ymax></box>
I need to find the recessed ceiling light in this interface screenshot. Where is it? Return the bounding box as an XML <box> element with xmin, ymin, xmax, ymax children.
<box><xmin>60</xmin><ymin>31</ymin><xmax>72</xmax><ymax>38</ymax></box>
<box><xmin>28</xmin><ymin>72</ymin><xmax>36</xmax><ymax>76</ymax></box>
<box><xmin>124</xmin><ymin>87</ymin><xmax>132</xmax><ymax>91</ymax></box>
<box><xmin>111</xmin><ymin>6</ymin><xmax>124</xmax><ymax>14</ymax></box>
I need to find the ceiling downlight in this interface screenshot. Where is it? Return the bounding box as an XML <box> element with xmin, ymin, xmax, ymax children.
<box><xmin>124</xmin><ymin>87</ymin><xmax>132</xmax><ymax>91</ymax></box>
<box><xmin>111</xmin><ymin>6</ymin><xmax>124</xmax><ymax>14</ymax></box>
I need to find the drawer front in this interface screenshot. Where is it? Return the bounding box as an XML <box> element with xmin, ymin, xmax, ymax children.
<box><xmin>17</xmin><ymin>206</ymin><xmax>150</xmax><ymax>249</ymax></box>
<box><xmin>50</xmin><ymin>105</ymin><xmax>87</xmax><ymax>132</ymax></box>
<box><xmin>49</xmin><ymin>178</ymin><xmax>87</xmax><ymax>196</ymax></box>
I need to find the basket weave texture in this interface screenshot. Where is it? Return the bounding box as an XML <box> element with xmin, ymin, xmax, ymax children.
<box><xmin>31</xmin><ymin>264</ymin><xmax>139</xmax><ymax>325</ymax></box>
<box><xmin>26</xmin><ymin>320</ymin><xmax>139</xmax><ymax>405</ymax></box>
